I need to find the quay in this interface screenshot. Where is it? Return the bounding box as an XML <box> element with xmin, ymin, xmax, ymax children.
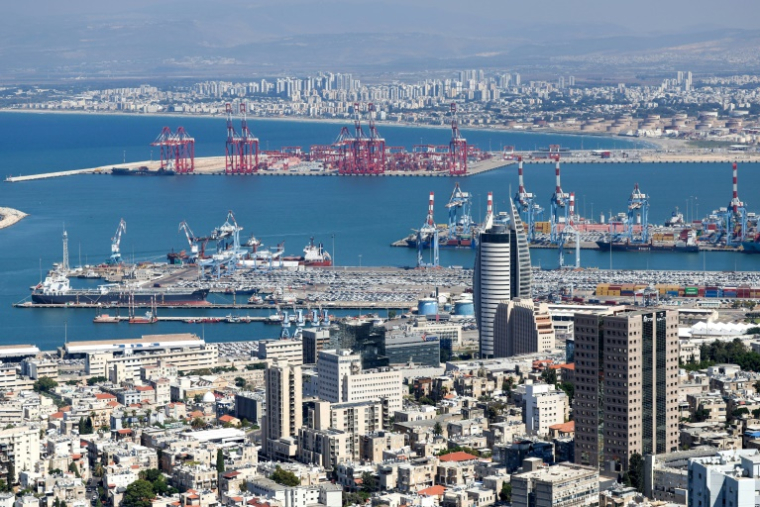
<box><xmin>13</xmin><ymin>301</ymin><xmax>414</xmax><ymax>310</ymax></box>
<box><xmin>8</xmin><ymin>149</ymin><xmax>760</xmax><ymax>184</ymax></box>
<box><xmin>4</xmin><ymin>155</ymin><xmax>512</xmax><ymax>182</ymax></box>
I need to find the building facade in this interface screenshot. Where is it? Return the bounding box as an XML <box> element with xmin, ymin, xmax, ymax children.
<box><xmin>493</xmin><ymin>299</ymin><xmax>555</xmax><ymax>358</ymax></box>
<box><xmin>512</xmin><ymin>463</ymin><xmax>599</xmax><ymax>507</ymax></box>
<box><xmin>474</xmin><ymin>198</ymin><xmax>531</xmax><ymax>358</ymax></box>
<box><xmin>317</xmin><ymin>350</ymin><xmax>402</xmax><ymax>412</ymax></box>
<box><xmin>262</xmin><ymin>359</ymin><xmax>302</xmax><ymax>461</ymax></box>
<box><xmin>574</xmin><ymin>309</ymin><xmax>679</xmax><ymax>470</ymax></box>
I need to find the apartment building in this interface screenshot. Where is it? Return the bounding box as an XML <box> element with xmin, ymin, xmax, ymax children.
<box><xmin>512</xmin><ymin>462</ymin><xmax>599</xmax><ymax>507</ymax></box>
<box><xmin>523</xmin><ymin>381</ymin><xmax>569</xmax><ymax>436</ymax></box>
<box><xmin>493</xmin><ymin>299</ymin><xmax>555</xmax><ymax>358</ymax></box>
<box><xmin>262</xmin><ymin>359</ymin><xmax>302</xmax><ymax>461</ymax></box>
<box><xmin>86</xmin><ymin>344</ymin><xmax>218</xmax><ymax>380</ymax></box>
<box><xmin>258</xmin><ymin>339</ymin><xmax>304</xmax><ymax>366</ymax></box>
<box><xmin>317</xmin><ymin>349</ymin><xmax>403</xmax><ymax>412</ymax></box>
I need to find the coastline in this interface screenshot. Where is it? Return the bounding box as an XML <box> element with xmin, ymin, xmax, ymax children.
<box><xmin>0</xmin><ymin>207</ymin><xmax>28</xmax><ymax>230</ymax></box>
<box><xmin>0</xmin><ymin>107</ymin><xmax>655</xmax><ymax>147</ymax></box>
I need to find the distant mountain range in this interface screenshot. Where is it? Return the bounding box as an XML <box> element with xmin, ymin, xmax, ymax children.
<box><xmin>2</xmin><ymin>5</ymin><xmax>759</xmax><ymax>82</ymax></box>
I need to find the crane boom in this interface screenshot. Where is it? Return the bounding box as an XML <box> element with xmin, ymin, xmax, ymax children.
<box><xmin>108</xmin><ymin>219</ymin><xmax>127</xmax><ymax>264</ymax></box>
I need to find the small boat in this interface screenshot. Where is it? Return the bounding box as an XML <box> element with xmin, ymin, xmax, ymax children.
<box><xmin>129</xmin><ymin>311</ymin><xmax>157</xmax><ymax>324</ymax></box>
<box><xmin>93</xmin><ymin>313</ymin><xmax>119</xmax><ymax>324</ymax></box>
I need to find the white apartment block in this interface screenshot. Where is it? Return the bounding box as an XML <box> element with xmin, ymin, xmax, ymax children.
<box><xmin>258</xmin><ymin>339</ymin><xmax>304</xmax><ymax>366</ymax></box>
<box><xmin>689</xmin><ymin>450</ymin><xmax>760</xmax><ymax>507</ymax></box>
<box><xmin>524</xmin><ymin>381</ymin><xmax>569</xmax><ymax>436</ymax></box>
<box><xmin>85</xmin><ymin>344</ymin><xmax>218</xmax><ymax>380</ymax></box>
<box><xmin>317</xmin><ymin>349</ymin><xmax>403</xmax><ymax>412</ymax></box>
<box><xmin>0</xmin><ymin>427</ymin><xmax>40</xmax><ymax>483</ymax></box>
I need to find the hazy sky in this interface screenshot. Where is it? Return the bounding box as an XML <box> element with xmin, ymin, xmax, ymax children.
<box><xmin>2</xmin><ymin>0</ymin><xmax>759</xmax><ymax>79</ymax></box>
<box><xmin>6</xmin><ymin>0</ymin><xmax>760</xmax><ymax>35</ymax></box>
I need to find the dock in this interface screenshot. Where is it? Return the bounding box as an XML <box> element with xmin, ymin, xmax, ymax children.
<box><xmin>13</xmin><ymin>301</ymin><xmax>414</xmax><ymax>310</ymax></box>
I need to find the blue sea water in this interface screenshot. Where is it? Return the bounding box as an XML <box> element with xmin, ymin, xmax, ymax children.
<box><xmin>0</xmin><ymin>112</ymin><xmax>757</xmax><ymax>349</ymax></box>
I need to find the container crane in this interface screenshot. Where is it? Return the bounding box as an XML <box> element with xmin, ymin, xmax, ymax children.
<box><xmin>417</xmin><ymin>192</ymin><xmax>439</xmax><ymax>268</ymax></box>
<box><xmin>549</xmin><ymin>157</ymin><xmax>571</xmax><ymax>268</ymax></box>
<box><xmin>625</xmin><ymin>183</ymin><xmax>650</xmax><ymax>244</ymax></box>
<box><xmin>108</xmin><ymin>219</ymin><xmax>127</xmax><ymax>265</ymax></box>
<box><xmin>178</xmin><ymin>221</ymin><xmax>200</xmax><ymax>262</ymax></box>
<box><xmin>224</xmin><ymin>103</ymin><xmax>242</xmax><ymax>174</ymax></box>
<box><xmin>448</xmin><ymin>103</ymin><xmax>468</xmax><ymax>176</ymax></box>
<box><xmin>560</xmin><ymin>193</ymin><xmax>581</xmax><ymax>269</ymax></box>
<box><xmin>514</xmin><ymin>156</ymin><xmax>544</xmax><ymax>243</ymax></box>
<box><xmin>445</xmin><ymin>183</ymin><xmax>475</xmax><ymax>237</ymax></box>
<box><xmin>725</xmin><ymin>162</ymin><xmax>748</xmax><ymax>247</ymax></box>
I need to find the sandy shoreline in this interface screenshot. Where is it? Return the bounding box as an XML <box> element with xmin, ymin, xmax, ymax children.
<box><xmin>0</xmin><ymin>207</ymin><xmax>28</xmax><ymax>230</ymax></box>
<box><xmin>0</xmin><ymin>108</ymin><xmax>657</xmax><ymax>146</ymax></box>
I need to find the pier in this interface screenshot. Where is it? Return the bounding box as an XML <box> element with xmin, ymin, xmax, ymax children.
<box><xmin>13</xmin><ymin>301</ymin><xmax>414</xmax><ymax>310</ymax></box>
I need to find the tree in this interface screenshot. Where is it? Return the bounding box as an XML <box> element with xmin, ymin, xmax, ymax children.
<box><xmin>193</xmin><ymin>394</ymin><xmax>203</xmax><ymax>404</ymax></box>
<box><xmin>7</xmin><ymin>461</ymin><xmax>14</xmax><ymax>486</ymax></box>
<box><xmin>388</xmin><ymin>310</ymin><xmax>397</xmax><ymax>319</ymax></box>
<box><xmin>68</xmin><ymin>462</ymin><xmax>80</xmax><ymax>478</ymax></box>
<box><xmin>360</xmin><ymin>472</ymin><xmax>377</xmax><ymax>493</ymax></box>
<box><xmin>216</xmin><ymin>449</ymin><xmax>225</xmax><ymax>473</ymax></box>
<box><xmin>694</xmin><ymin>405</ymin><xmax>711</xmax><ymax>423</ymax></box>
<box><xmin>432</xmin><ymin>422</ymin><xmax>443</xmax><ymax>437</ymax></box>
<box><xmin>87</xmin><ymin>376</ymin><xmax>108</xmax><ymax>386</ymax></box>
<box><xmin>732</xmin><ymin>407</ymin><xmax>750</xmax><ymax>421</ymax></box>
<box><xmin>79</xmin><ymin>417</ymin><xmax>94</xmax><ymax>435</ymax></box>
<box><xmin>500</xmin><ymin>482</ymin><xmax>512</xmax><ymax>502</ymax></box>
<box><xmin>234</xmin><ymin>377</ymin><xmax>247</xmax><ymax>388</ymax></box>
<box><xmin>541</xmin><ymin>367</ymin><xmax>558</xmax><ymax>385</ymax></box>
<box><xmin>418</xmin><ymin>396</ymin><xmax>435</xmax><ymax>406</ymax></box>
<box><xmin>270</xmin><ymin>466</ymin><xmax>300</xmax><ymax>487</ymax></box>
<box><xmin>753</xmin><ymin>408</ymin><xmax>760</xmax><ymax>420</ymax></box>
<box><xmin>33</xmin><ymin>376</ymin><xmax>58</xmax><ymax>393</ymax></box>
<box><xmin>0</xmin><ymin>479</ymin><xmax>7</xmax><ymax>493</ymax></box>
<box><xmin>191</xmin><ymin>417</ymin><xmax>206</xmax><ymax>430</ymax></box>
<box><xmin>558</xmin><ymin>382</ymin><xmax>575</xmax><ymax>404</ymax></box>
<box><xmin>121</xmin><ymin>480</ymin><xmax>155</xmax><ymax>507</ymax></box>
<box><xmin>627</xmin><ymin>453</ymin><xmax>645</xmax><ymax>493</ymax></box>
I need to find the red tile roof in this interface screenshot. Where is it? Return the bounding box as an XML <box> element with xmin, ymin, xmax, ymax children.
<box><xmin>549</xmin><ymin>421</ymin><xmax>575</xmax><ymax>433</ymax></box>
<box><xmin>116</xmin><ymin>429</ymin><xmax>133</xmax><ymax>435</ymax></box>
<box><xmin>135</xmin><ymin>386</ymin><xmax>154</xmax><ymax>392</ymax></box>
<box><xmin>439</xmin><ymin>451</ymin><xmax>478</xmax><ymax>462</ymax></box>
<box><xmin>95</xmin><ymin>393</ymin><xmax>117</xmax><ymax>400</ymax></box>
<box><xmin>418</xmin><ymin>485</ymin><xmax>446</xmax><ymax>496</ymax></box>
<box><xmin>218</xmin><ymin>415</ymin><xmax>237</xmax><ymax>423</ymax></box>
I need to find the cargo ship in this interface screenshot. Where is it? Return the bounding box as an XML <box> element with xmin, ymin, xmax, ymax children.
<box><xmin>31</xmin><ymin>273</ymin><xmax>208</xmax><ymax>305</ymax></box>
<box><xmin>595</xmin><ymin>239</ymin><xmax>699</xmax><ymax>253</ymax></box>
<box><xmin>112</xmin><ymin>166</ymin><xmax>175</xmax><ymax>176</ymax></box>
<box><xmin>282</xmin><ymin>238</ymin><xmax>332</xmax><ymax>267</ymax></box>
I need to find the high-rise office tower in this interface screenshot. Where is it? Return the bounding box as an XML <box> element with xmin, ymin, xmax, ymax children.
<box><xmin>262</xmin><ymin>359</ymin><xmax>302</xmax><ymax>461</ymax></box>
<box><xmin>574</xmin><ymin>309</ymin><xmax>679</xmax><ymax>470</ymax></box>
<box><xmin>474</xmin><ymin>198</ymin><xmax>531</xmax><ymax>358</ymax></box>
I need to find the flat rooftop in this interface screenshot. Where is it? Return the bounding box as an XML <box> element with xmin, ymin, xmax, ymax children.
<box><xmin>0</xmin><ymin>345</ymin><xmax>40</xmax><ymax>357</ymax></box>
<box><xmin>516</xmin><ymin>463</ymin><xmax>598</xmax><ymax>482</ymax></box>
<box><xmin>65</xmin><ymin>334</ymin><xmax>203</xmax><ymax>354</ymax></box>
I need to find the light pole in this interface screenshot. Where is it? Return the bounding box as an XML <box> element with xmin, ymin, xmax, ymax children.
<box><xmin>332</xmin><ymin>234</ymin><xmax>336</xmax><ymax>267</ymax></box>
